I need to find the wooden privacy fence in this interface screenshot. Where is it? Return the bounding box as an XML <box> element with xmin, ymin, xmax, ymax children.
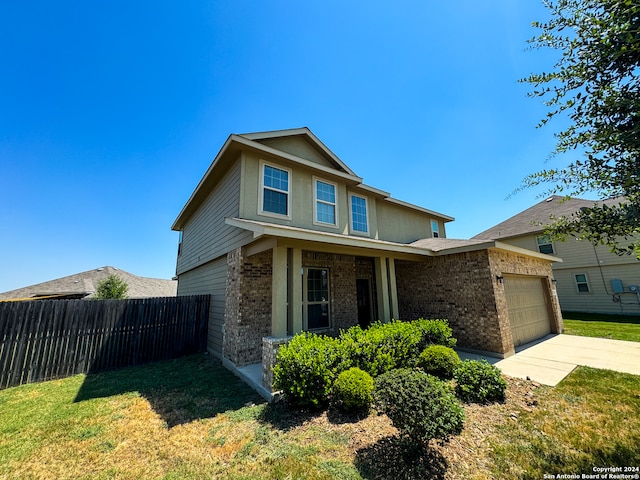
<box><xmin>0</xmin><ymin>295</ymin><xmax>210</xmax><ymax>389</ymax></box>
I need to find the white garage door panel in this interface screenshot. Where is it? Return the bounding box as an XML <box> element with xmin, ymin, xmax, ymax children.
<box><xmin>504</xmin><ymin>275</ymin><xmax>552</xmax><ymax>346</ymax></box>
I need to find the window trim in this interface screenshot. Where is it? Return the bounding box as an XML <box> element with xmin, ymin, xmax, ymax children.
<box><xmin>302</xmin><ymin>267</ymin><xmax>331</xmax><ymax>331</ymax></box>
<box><xmin>312</xmin><ymin>177</ymin><xmax>338</xmax><ymax>228</ymax></box>
<box><xmin>258</xmin><ymin>160</ymin><xmax>292</xmax><ymax>220</ymax></box>
<box><xmin>349</xmin><ymin>193</ymin><xmax>370</xmax><ymax>236</ymax></box>
<box><xmin>431</xmin><ymin>219</ymin><xmax>440</xmax><ymax>238</ymax></box>
<box><xmin>536</xmin><ymin>234</ymin><xmax>555</xmax><ymax>255</ymax></box>
<box><xmin>574</xmin><ymin>273</ymin><xmax>591</xmax><ymax>293</ymax></box>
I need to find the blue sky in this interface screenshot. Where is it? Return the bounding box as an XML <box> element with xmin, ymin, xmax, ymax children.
<box><xmin>1</xmin><ymin>1</ymin><xmax>567</xmax><ymax>292</ymax></box>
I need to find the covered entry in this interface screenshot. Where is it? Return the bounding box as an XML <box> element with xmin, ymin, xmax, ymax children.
<box><xmin>504</xmin><ymin>275</ymin><xmax>552</xmax><ymax>346</ymax></box>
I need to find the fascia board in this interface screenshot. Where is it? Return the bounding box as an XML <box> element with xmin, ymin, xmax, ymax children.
<box><xmin>225</xmin><ymin>217</ymin><xmax>435</xmax><ymax>257</ymax></box>
<box><xmin>171</xmin><ymin>134</ymin><xmax>236</xmax><ymax>231</ymax></box>
<box><xmin>234</xmin><ymin>136</ymin><xmax>363</xmax><ymax>184</ymax></box>
<box><xmin>384</xmin><ymin>197</ymin><xmax>455</xmax><ymax>221</ymax></box>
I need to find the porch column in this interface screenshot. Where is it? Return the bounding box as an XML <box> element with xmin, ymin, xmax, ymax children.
<box><xmin>288</xmin><ymin>247</ymin><xmax>303</xmax><ymax>334</ymax></box>
<box><xmin>374</xmin><ymin>257</ymin><xmax>391</xmax><ymax>322</ymax></box>
<box><xmin>272</xmin><ymin>246</ymin><xmax>288</xmax><ymax>337</ymax></box>
<box><xmin>388</xmin><ymin>258</ymin><xmax>399</xmax><ymax>320</ymax></box>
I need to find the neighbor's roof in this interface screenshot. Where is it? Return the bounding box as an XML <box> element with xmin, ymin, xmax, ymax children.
<box><xmin>0</xmin><ymin>266</ymin><xmax>177</xmax><ymax>301</ymax></box>
<box><xmin>473</xmin><ymin>195</ymin><xmax>624</xmax><ymax>241</ymax></box>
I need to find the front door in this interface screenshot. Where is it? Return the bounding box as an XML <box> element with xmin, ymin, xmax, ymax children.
<box><xmin>356</xmin><ymin>278</ymin><xmax>372</xmax><ymax>328</ymax></box>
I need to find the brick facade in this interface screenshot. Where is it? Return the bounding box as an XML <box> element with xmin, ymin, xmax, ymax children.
<box><xmin>395</xmin><ymin>248</ymin><xmax>562</xmax><ymax>356</ymax></box>
<box><xmin>224</xmin><ymin>247</ymin><xmax>273</xmax><ymax>366</ymax></box>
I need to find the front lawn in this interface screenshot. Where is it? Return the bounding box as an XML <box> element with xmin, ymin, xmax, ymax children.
<box><xmin>563</xmin><ymin>311</ymin><xmax>640</xmax><ymax>342</ymax></box>
<box><xmin>1</xmin><ymin>354</ymin><xmax>638</xmax><ymax>479</ymax></box>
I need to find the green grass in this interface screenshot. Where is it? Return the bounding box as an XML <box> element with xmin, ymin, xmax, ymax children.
<box><xmin>563</xmin><ymin>311</ymin><xmax>640</xmax><ymax>342</ymax></box>
<box><xmin>1</xmin><ymin>355</ymin><xmax>639</xmax><ymax>479</ymax></box>
<box><xmin>489</xmin><ymin>367</ymin><xmax>640</xmax><ymax>479</ymax></box>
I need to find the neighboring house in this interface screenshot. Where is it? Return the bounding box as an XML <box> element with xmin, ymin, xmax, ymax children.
<box><xmin>173</xmin><ymin>127</ymin><xmax>563</xmax><ymax>394</ymax></box>
<box><xmin>473</xmin><ymin>196</ymin><xmax>640</xmax><ymax>315</ymax></box>
<box><xmin>0</xmin><ymin>266</ymin><xmax>177</xmax><ymax>301</ymax></box>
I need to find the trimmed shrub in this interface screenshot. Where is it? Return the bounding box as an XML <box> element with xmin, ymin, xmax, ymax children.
<box><xmin>332</xmin><ymin>367</ymin><xmax>374</xmax><ymax>412</ymax></box>
<box><xmin>374</xmin><ymin>368</ymin><xmax>464</xmax><ymax>445</ymax></box>
<box><xmin>454</xmin><ymin>360</ymin><xmax>508</xmax><ymax>403</ymax></box>
<box><xmin>339</xmin><ymin>321</ymin><xmax>421</xmax><ymax>377</ymax></box>
<box><xmin>272</xmin><ymin>333</ymin><xmax>342</xmax><ymax>408</ymax></box>
<box><xmin>417</xmin><ymin>345</ymin><xmax>460</xmax><ymax>379</ymax></box>
<box><xmin>413</xmin><ymin>318</ymin><xmax>457</xmax><ymax>350</ymax></box>
<box><xmin>339</xmin><ymin>319</ymin><xmax>456</xmax><ymax>377</ymax></box>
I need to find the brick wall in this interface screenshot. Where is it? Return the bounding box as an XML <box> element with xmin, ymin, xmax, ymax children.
<box><xmin>262</xmin><ymin>336</ymin><xmax>292</xmax><ymax>391</ymax></box>
<box><xmin>224</xmin><ymin>247</ymin><xmax>272</xmax><ymax>366</ymax></box>
<box><xmin>395</xmin><ymin>248</ymin><xmax>561</xmax><ymax>355</ymax></box>
<box><xmin>396</xmin><ymin>249</ymin><xmax>506</xmax><ymax>353</ymax></box>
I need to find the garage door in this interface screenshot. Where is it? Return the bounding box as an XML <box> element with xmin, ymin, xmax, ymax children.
<box><xmin>504</xmin><ymin>275</ymin><xmax>552</xmax><ymax>347</ymax></box>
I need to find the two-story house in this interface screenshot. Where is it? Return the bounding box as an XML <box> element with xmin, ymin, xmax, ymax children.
<box><xmin>172</xmin><ymin>128</ymin><xmax>563</xmax><ymax>395</ymax></box>
<box><xmin>474</xmin><ymin>195</ymin><xmax>640</xmax><ymax>316</ymax></box>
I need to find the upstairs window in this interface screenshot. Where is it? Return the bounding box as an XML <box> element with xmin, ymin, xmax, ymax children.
<box><xmin>575</xmin><ymin>273</ymin><xmax>590</xmax><ymax>293</ymax></box>
<box><xmin>350</xmin><ymin>194</ymin><xmax>369</xmax><ymax>234</ymax></box>
<box><xmin>314</xmin><ymin>179</ymin><xmax>337</xmax><ymax>226</ymax></box>
<box><xmin>260</xmin><ymin>163</ymin><xmax>291</xmax><ymax>218</ymax></box>
<box><xmin>431</xmin><ymin>220</ymin><xmax>440</xmax><ymax>238</ymax></box>
<box><xmin>536</xmin><ymin>235</ymin><xmax>554</xmax><ymax>254</ymax></box>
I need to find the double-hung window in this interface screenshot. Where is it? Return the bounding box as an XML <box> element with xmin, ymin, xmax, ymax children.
<box><xmin>575</xmin><ymin>273</ymin><xmax>590</xmax><ymax>293</ymax></box>
<box><xmin>350</xmin><ymin>194</ymin><xmax>369</xmax><ymax>234</ymax></box>
<box><xmin>314</xmin><ymin>178</ymin><xmax>337</xmax><ymax>226</ymax></box>
<box><xmin>260</xmin><ymin>162</ymin><xmax>291</xmax><ymax>218</ymax></box>
<box><xmin>537</xmin><ymin>235</ymin><xmax>554</xmax><ymax>255</ymax></box>
<box><xmin>303</xmin><ymin>268</ymin><xmax>330</xmax><ymax>330</ymax></box>
<box><xmin>431</xmin><ymin>220</ymin><xmax>440</xmax><ymax>238</ymax></box>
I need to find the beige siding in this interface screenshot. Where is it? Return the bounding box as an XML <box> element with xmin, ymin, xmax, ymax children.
<box><xmin>177</xmin><ymin>160</ymin><xmax>252</xmax><ymax>276</ymax></box>
<box><xmin>177</xmin><ymin>257</ymin><xmax>228</xmax><ymax>357</ymax></box>
<box><xmin>554</xmin><ymin>265</ymin><xmax>640</xmax><ymax>315</ymax></box>
<box><xmin>501</xmin><ymin>233</ymin><xmax>640</xmax><ymax>315</ymax></box>
<box><xmin>258</xmin><ymin>137</ymin><xmax>335</xmax><ymax>168</ymax></box>
<box><xmin>375</xmin><ymin>201</ymin><xmax>432</xmax><ymax>243</ymax></box>
<box><xmin>240</xmin><ymin>152</ymin><xmax>456</xmax><ymax>244</ymax></box>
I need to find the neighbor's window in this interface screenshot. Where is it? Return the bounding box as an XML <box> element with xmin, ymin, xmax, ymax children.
<box><xmin>537</xmin><ymin>235</ymin><xmax>554</xmax><ymax>255</ymax></box>
<box><xmin>431</xmin><ymin>220</ymin><xmax>440</xmax><ymax>238</ymax></box>
<box><xmin>260</xmin><ymin>163</ymin><xmax>291</xmax><ymax>217</ymax></box>
<box><xmin>350</xmin><ymin>194</ymin><xmax>369</xmax><ymax>234</ymax></box>
<box><xmin>314</xmin><ymin>179</ymin><xmax>337</xmax><ymax>226</ymax></box>
<box><xmin>303</xmin><ymin>268</ymin><xmax>330</xmax><ymax>330</ymax></box>
<box><xmin>178</xmin><ymin>231</ymin><xmax>183</xmax><ymax>256</ymax></box>
<box><xmin>575</xmin><ymin>273</ymin><xmax>590</xmax><ymax>293</ymax></box>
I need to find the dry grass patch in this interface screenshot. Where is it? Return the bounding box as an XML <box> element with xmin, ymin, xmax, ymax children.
<box><xmin>1</xmin><ymin>355</ymin><xmax>638</xmax><ymax>480</ymax></box>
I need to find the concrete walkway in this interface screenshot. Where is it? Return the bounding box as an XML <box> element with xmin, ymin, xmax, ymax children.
<box><xmin>459</xmin><ymin>334</ymin><xmax>640</xmax><ymax>386</ymax></box>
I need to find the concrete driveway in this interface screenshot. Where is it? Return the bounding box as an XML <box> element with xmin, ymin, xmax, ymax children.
<box><xmin>459</xmin><ymin>334</ymin><xmax>640</xmax><ymax>386</ymax></box>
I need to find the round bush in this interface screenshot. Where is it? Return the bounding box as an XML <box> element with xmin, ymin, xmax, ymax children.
<box><xmin>332</xmin><ymin>367</ymin><xmax>374</xmax><ymax>412</ymax></box>
<box><xmin>417</xmin><ymin>345</ymin><xmax>460</xmax><ymax>379</ymax></box>
<box><xmin>454</xmin><ymin>360</ymin><xmax>508</xmax><ymax>403</ymax></box>
<box><xmin>373</xmin><ymin>368</ymin><xmax>464</xmax><ymax>444</ymax></box>
<box><xmin>272</xmin><ymin>333</ymin><xmax>342</xmax><ymax>408</ymax></box>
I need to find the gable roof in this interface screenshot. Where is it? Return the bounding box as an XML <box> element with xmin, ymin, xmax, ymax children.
<box><xmin>238</xmin><ymin>127</ymin><xmax>358</xmax><ymax>176</ymax></box>
<box><xmin>0</xmin><ymin>266</ymin><xmax>177</xmax><ymax>301</ymax></box>
<box><xmin>473</xmin><ymin>195</ymin><xmax>624</xmax><ymax>241</ymax></box>
<box><xmin>172</xmin><ymin>127</ymin><xmax>454</xmax><ymax>231</ymax></box>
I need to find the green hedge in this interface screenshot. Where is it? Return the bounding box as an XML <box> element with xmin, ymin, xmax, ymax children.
<box><xmin>332</xmin><ymin>367</ymin><xmax>374</xmax><ymax>412</ymax></box>
<box><xmin>273</xmin><ymin>319</ymin><xmax>457</xmax><ymax>407</ymax></box>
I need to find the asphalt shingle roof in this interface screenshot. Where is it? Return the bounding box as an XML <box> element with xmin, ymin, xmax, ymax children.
<box><xmin>0</xmin><ymin>266</ymin><xmax>177</xmax><ymax>301</ymax></box>
<box><xmin>473</xmin><ymin>195</ymin><xmax>623</xmax><ymax>241</ymax></box>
